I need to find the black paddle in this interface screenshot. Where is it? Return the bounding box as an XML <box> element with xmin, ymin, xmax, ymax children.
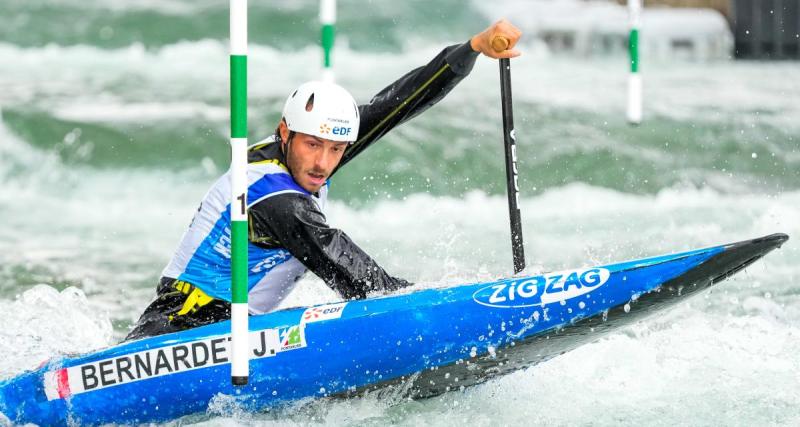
<box><xmin>492</xmin><ymin>36</ymin><xmax>525</xmax><ymax>274</ymax></box>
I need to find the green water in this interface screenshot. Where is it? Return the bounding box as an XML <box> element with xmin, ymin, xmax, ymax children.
<box><xmin>0</xmin><ymin>0</ymin><xmax>799</xmax><ymax>425</ymax></box>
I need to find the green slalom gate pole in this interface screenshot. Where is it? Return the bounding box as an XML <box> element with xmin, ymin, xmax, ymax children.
<box><xmin>320</xmin><ymin>0</ymin><xmax>336</xmax><ymax>82</ymax></box>
<box><xmin>627</xmin><ymin>0</ymin><xmax>642</xmax><ymax>125</ymax></box>
<box><xmin>229</xmin><ymin>0</ymin><xmax>249</xmax><ymax>386</ymax></box>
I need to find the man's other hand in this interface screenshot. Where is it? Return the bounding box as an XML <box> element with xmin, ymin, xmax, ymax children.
<box><xmin>470</xmin><ymin>18</ymin><xmax>522</xmax><ymax>59</ymax></box>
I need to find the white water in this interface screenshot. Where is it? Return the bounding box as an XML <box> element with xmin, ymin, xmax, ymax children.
<box><xmin>2</xmin><ymin>135</ymin><xmax>798</xmax><ymax>423</ymax></box>
<box><xmin>1</xmin><ymin>1</ymin><xmax>799</xmax><ymax>423</ymax></box>
<box><xmin>2</xmin><ymin>39</ymin><xmax>800</xmax><ymax>131</ymax></box>
<box><xmin>2</xmin><ymin>59</ymin><xmax>799</xmax><ymax>423</ymax></box>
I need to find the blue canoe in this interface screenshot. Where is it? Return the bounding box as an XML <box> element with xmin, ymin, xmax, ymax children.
<box><xmin>0</xmin><ymin>233</ymin><xmax>788</xmax><ymax>425</ymax></box>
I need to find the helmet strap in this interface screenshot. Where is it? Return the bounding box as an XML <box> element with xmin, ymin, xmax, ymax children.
<box><xmin>282</xmin><ymin>130</ymin><xmax>297</xmax><ymax>172</ymax></box>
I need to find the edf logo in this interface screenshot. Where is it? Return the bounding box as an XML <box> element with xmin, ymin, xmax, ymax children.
<box><xmin>332</xmin><ymin>126</ymin><xmax>351</xmax><ymax>136</ymax></box>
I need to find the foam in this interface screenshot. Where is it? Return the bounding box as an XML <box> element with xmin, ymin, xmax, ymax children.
<box><xmin>2</xmin><ymin>38</ymin><xmax>799</xmax><ymax>130</ymax></box>
<box><xmin>0</xmin><ymin>285</ymin><xmax>113</xmax><ymax>377</ymax></box>
<box><xmin>1</xmin><ymin>5</ymin><xmax>798</xmax><ymax>421</ymax></box>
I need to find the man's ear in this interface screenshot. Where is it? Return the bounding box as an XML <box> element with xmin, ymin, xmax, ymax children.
<box><xmin>278</xmin><ymin>119</ymin><xmax>289</xmax><ymax>148</ymax></box>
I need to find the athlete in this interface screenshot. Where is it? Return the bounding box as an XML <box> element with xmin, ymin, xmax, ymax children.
<box><xmin>126</xmin><ymin>19</ymin><xmax>522</xmax><ymax>340</ymax></box>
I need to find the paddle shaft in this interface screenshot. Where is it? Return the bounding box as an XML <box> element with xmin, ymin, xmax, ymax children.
<box><xmin>494</xmin><ymin>36</ymin><xmax>526</xmax><ymax>274</ymax></box>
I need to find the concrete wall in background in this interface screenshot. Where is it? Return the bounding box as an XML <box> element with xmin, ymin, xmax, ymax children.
<box><xmin>731</xmin><ymin>0</ymin><xmax>800</xmax><ymax>59</ymax></box>
<box><xmin>615</xmin><ymin>0</ymin><xmax>800</xmax><ymax>59</ymax></box>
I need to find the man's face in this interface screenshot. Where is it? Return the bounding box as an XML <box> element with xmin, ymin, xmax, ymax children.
<box><xmin>280</xmin><ymin>122</ymin><xmax>347</xmax><ymax>193</ymax></box>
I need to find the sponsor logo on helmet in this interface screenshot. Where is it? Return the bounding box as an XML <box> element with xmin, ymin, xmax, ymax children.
<box><xmin>332</xmin><ymin>126</ymin><xmax>352</xmax><ymax>136</ymax></box>
<box><xmin>472</xmin><ymin>268</ymin><xmax>611</xmax><ymax>308</ymax></box>
<box><xmin>319</xmin><ymin>123</ymin><xmax>352</xmax><ymax>137</ymax></box>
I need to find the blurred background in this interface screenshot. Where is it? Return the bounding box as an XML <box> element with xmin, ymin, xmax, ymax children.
<box><xmin>1</xmin><ymin>0</ymin><xmax>798</xmax><ymax>425</ymax></box>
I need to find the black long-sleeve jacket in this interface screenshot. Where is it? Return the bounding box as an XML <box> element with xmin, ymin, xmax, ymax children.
<box><xmin>247</xmin><ymin>41</ymin><xmax>479</xmax><ymax>300</ymax></box>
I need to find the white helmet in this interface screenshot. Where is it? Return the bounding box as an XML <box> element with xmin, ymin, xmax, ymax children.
<box><xmin>282</xmin><ymin>81</ymin><xmax>360</xmax><ymax>143</ymax></box>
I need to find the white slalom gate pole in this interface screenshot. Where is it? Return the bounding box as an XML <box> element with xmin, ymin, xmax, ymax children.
<box><xmin>627</xmin><ymin>0</ymin><xmax>642</xmax><ymax>125</ymax></box>
<box><xmin>229</xmin><ymin>0</ymin><xmax>249</xmax><ymax>386</ymax></box>
<box><xmin>320</xmin><ymin>0</ymin><xmax>336</xmax><ymax>82</ymax></box>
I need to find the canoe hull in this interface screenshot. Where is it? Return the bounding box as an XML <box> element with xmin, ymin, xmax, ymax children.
<box><xmin>0</xmin><ymin>234</ymin><xmax>788</xmax><ymax>425</ymax></box>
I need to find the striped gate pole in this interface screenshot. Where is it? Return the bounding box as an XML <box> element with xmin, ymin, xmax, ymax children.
<box><xmin>229</xmin><ymin>0</ymin><xmax>249</xmax><ymax>386</ymax></box>
<box><xmin>320</xmin><ymin>0</ymin><xmax>336</xmax><ymax>82</ymax></box>
<box><xmin>627</xmin><ymin>0</ymin><xmax>642</xmax><ymax>125</ymax></box>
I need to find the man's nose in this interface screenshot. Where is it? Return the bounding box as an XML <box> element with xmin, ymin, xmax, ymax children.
<box><xmin>314</xmin><ymin>148</ymin><xmax>332</xmax><ymax>171</ymax></box>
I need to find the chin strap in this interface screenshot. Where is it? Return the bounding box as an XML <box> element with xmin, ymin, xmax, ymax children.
<box><xmin>279</xmin><ymin>130</ymin><xmax>297</xmax><ymax>174</ymax></box>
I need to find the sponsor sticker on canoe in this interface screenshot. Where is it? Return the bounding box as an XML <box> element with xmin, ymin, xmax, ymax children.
<box><xmin>278</xmin><ymin>325</ymin><xmax>306</xmax><ymax>350</ymax></box>
<box><xmin>42</xmin><ymin>324</ymin><xmax>305</xmax><ymax>401</ymax></box>
<box><xmin>472</xmin><ymin>268</ymin><xmax>611</xmax><ymax>308</ymax></box>
<box><xmin>301</xmin><ymin>302</ymin><xmax>347</xmax><ymax>324</ymax></box>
